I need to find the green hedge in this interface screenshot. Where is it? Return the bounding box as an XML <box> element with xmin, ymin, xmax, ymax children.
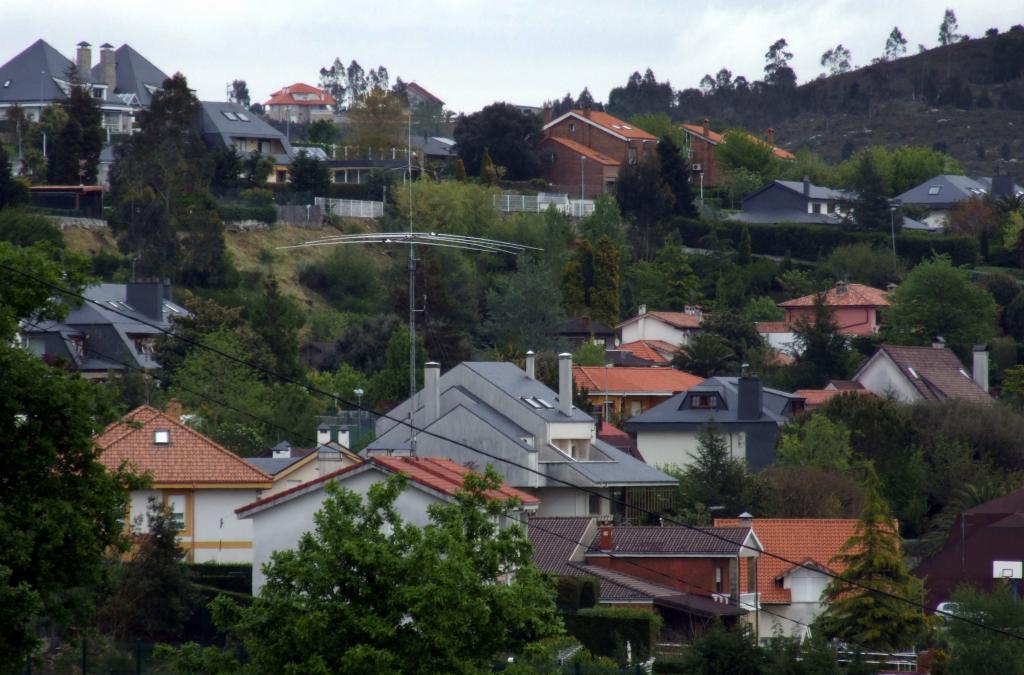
<box><xmin>563</xmin><ymin>606</ymin><xmax>661</xmax><ymax>663</ymax></box>
<box><xmin>321</xmin><ymin>182</ymin><xmax>382</xmax><ymax>201</ymax></box>
<box><xmin>187</xmin><ymin>562</ymin><xmax>252</xmax><ymax>595</ymax></box>
<box><xmin>556</xmin><ymin>575</ymin><xmax>600</xmax><ymax>611</ymax></box>
<box><xmin>674</xmin><ymin>218</ymin><xmax>979</xmax><ymax>266</ymax></box>
<box><xmin>217</xmin><ymin>202</ymin><xmax>277</xmax><ymax>224</ymax></box>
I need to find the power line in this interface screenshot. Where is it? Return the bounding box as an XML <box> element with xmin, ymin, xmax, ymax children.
<box><xmin>4</xmin><ymin>261</ymin><xmax>1022</xmax><ymax>642</ymax></box>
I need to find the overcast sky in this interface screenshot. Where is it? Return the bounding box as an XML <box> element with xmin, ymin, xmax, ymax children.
<box><xmin>3</xmin><ymin>1</ymin><xmax>1018</xmax><ymax>114</ymax></box>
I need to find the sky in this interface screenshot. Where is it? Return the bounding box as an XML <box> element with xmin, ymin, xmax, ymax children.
<box><xmin>2</xmin><ymin>1</ymin><xmax>1019</xmax><ymax>115</ymax></box>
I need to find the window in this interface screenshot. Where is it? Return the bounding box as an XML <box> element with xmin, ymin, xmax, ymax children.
<box><xmin>628</xmin><ymin>148</ymin><xmax>638</xmax><ymax>164</ymax></box>
<box><xmin>589</xmin><ymin>493</ymin><xmax>602</xmax><ymax>515</ymax></box>
<box><xmin>222</xmin><ymin>111</ymin><xmax>239</xmax><ymax>121</ymax></box>
<box><xmin>715</xmin><ymin>567</ymin><xmax>723</xmax><ymax>594</ymax></box>
<box><xmin>812</xmin><ymin>203</ymin><xmax>822</xmax><ymax>214</ymax></box>
<box><xmin>747</xmin><ymin>558</ymin><xmax>757</xmax><ymax>593</ymax></box>
<box><xmin>569</xmin><ymin>123</ymin><xmax>576</xmax><ymax>132</ymax></box>
<box><xmin>166</xmin><ymin>494</ymin><xmax>186</xmax><ymax>531</ymax></box>
<box><xmin>691</xmin><ymin>394</ymin><xmax>717</xmax><ymax>409</ymax></box>
<box><xmin>154</xmin><ymin>429</ymin><xmax>170</xmax><ymax>444</ymax></box>
<box><xmin>535</xmin><ymin>398</ymin><xmax>554</xmax><ymax>409</ymax></box>
<box><xmin>236</xmin><ymin>112</ymin><xmax>250</xmax><ymax>122</ymax></box>
<box><xmin>927</xmin><ymin>185</ymin><xmax>941</xmax><ymax>195</ymax></box>
<box><xmin>521</xmin><ymin>397</ymin><xmax>543</xmax><ymax>409</ymax></box>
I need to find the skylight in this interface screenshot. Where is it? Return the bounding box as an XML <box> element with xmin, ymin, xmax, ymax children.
<box><xmin>2</xmin><ymin>80</ymin><xmax>10</xmax><ymax>88</ymax></box>
<box><xmin>521</xmin><ymin>397</ymin><xmax>542</xmax><ymax>409</ymax></box>
<box><xmin>154</xmin><ymin>429</ymin><xmax>170</xmax><ymax>444</ymax></box>
<box><xmin>536</xmin><ymin>398</ymin><xmax>554</xmax><ymax>409</ymax></box>
<box><xmin>958</xmin><ymin>368</ymin><xmax>971</xmax><ymax>378</ymax></box>
<box><xmin>907</xmin><ymin>366</ymin><xmax>920</xmax><ymax>379</ymax></box>
<box><xmin>927</xmin><ymin>186</ymin><xmax>941</xmax><ymax>195</ymax></box>
<box><xmin>236</xmin><ymin>112</ymin><xmax>250</xmax><ymax>122</ymax></box>
<box><xmin>222</xmin><ymin>111</ymin><xmax>239</xmax><ymax>121</ymax></box>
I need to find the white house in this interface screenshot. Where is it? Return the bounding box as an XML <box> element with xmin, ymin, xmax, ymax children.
<box><xmin>853</xmin><ymin>344</ymin><xmax>991</xmax><ymax>405</ymax></box>
<box><xmin>616</xmin><ymin>306</ymin><xmax>702</xmax><ymax>347</ymax></box>
<box><xmin>95</xmin><ymin>405</ymin><xmax>272</xmax><ymax>563</ymax></box>
<box><xmin>235</xmin><ymin>455</ymin><xmax>540</xmax><ymax>594</ymax></box>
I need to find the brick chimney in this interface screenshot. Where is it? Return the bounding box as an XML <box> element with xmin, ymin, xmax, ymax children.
<box><xmin>525</xmin><ymin>350</ymin><xmax>536</xmax><ymax>380</ymax></box>
<box><xmin>76</xmin><ymin>41</ymin><xmax>92</xmax><ymax>75</ymax></box>
<box><xmin>702</xmin><ymin>118</ymin><xmax>710</xmax><ymax>137</ymax></box>
<box><xmin>582</xmin><ymin>108</ymin><xmax>591</xmax><ymax>119</ymax></box>
<box><xmin>558</xmin><ymin>353</ymin><xmax>573</xmax><ymax>417</ymax></box>
<box><xmin>766</xmin><ymin>127</ymin><xmax>775</xmax><ymax>145</ymax></box>
<box><xmin>164</xmin><ymin>398</ymin><xmax>183</xmax><ymax>420</ymax></box>
<box><xmin>598</xmin><ymin>524</ymin><xmax>614</xmax><ymax>551</ymax></box>
<box><xmin>99</xmin><ymin>43</ymin><xmax>116</xmax><ymax>91</ymax></box>
<box><xmin>543</xmin><ymin>106</ymin><xmax>552</xmax><ymax>124</ymax></box>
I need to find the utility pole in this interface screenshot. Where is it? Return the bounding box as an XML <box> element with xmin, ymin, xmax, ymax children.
<box><xmin>407</xmin><ymin>107</ymin><xmax>417</xmax><ymax>453</ymax></box>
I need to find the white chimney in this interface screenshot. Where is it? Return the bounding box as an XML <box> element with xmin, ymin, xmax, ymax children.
<box><xmin>424</xmin><ymin>361</ymin><xmax>441</xmax><ymax>425</ymax></box>
<box><xmin>336</xmin><ymin>428</ymin><xmax>351</xmax><ymax>449</ymax></box>
<box><xmin>973</xmin><ymin>347</ymin><xmax>989</xmax><ymax>393</ymax></box>
<box><xmin>638</xmin><ymin>304</ymin><xmax>647</xmax><ymax>316</ymax></box>
<box><xmin>525</xmin><ymin>350</ymin><xmax>536</xmax><ymax>380</ymax></box>
<box><xmin>558</xmin><ymin>352</ymin><xmax>573</xmax><ymax>417</ymax></box>
<box><xmin>316</xmin><ymin>423</ymin><xmax>330</xmax><ymax>445</ymax></box>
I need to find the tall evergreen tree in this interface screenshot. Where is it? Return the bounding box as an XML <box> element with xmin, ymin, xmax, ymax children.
<box><xmin>849</xmin><ymin>153</ymin><xmax>891</xmax><ymax>231</ymax></box>
<box><xmin>814</xmin><ymin>471</ymin><xmax>932</xmax><ymax>651</ymax></box>
<box><xmin>479</xmin><ymin>147</ymin><xmax>498</xmax><ymax>186</ymax></box>
<box><xmin>47</xmin><ymin>70</ymin><xmax>102</xmax><ymax>185</ymax></box>
<box><xmin>737</xmin><ymin>224</ymin><xmax>752</xmax><ymax>264</ymax></box>
<box><xmin>0</xmin><ymin>145</ymin><xmax>28</xmax><ymax>207</ymax></box>
<box><xmin>589</xmin><ymin>235</ymin><xmax>621</xmax><ymax>327</ymax></box>
<box><xmin>657</xmin><ymin>134</ymin><xmax>697</xmax><ymax>218</ymax></box>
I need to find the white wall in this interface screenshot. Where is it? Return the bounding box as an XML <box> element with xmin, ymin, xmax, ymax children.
<box><xmin>620</xmin><ymin>317</ymin><xmax>686</xmax><ymax>346</ymax></box>
<box><xmin>637</xmin><ymin>430</ymin><xmax>746</xmax><ymax>470</ymax></box>
<box><xmin>531</xmin><ymin>486</ymin><xmax>609</xmax><ymax>517</ymax></box>
<box><xmin>128</xmin><ymin>490</ymin><xmax>162</xmax><ymax>530</ymax></box>
<box><xmin>757</xmin><ymin>568</ymin><xmax>830</xmax><ymax>640</ymax></box>
<box><xmin>855</xmin><ymin>354</ymin><xmax>921</xmax><ymax>403</ymax></box>
<box><xmin>762</xmin><ymin>331</ymin><xmax>798</xmax><ymax>353</ymax></box>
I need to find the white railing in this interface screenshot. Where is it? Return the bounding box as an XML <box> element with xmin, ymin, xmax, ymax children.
<box><xmin>315</xmin><ymin>197</ymin><xmax>384</xmax><ymax>219</ymax></box>
<box><xmin>493</xmin><ymin>192</ymin><xmax>595</xmax><ymax>217</ymax></box>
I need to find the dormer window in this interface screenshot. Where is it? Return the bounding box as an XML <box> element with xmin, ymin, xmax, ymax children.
<box><xmin>154</xmin><ymin>429</ymin><xmax>170</xmax><ymax>444</ymax></box>
<box><xmin>692</xmin><ymin>394</ymin><xmax>717</xmax><ymax>409</ymax></box>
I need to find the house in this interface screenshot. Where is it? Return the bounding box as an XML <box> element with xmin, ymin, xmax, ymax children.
<box><xmin>323</xmin><ymin>146</ymin><xmax>414</xmax><ymax>186</ymax></box>
<box><xmin>895</xmin><ymin>174</ymin><xmax>1023</xmax><ymax>229</ymax></box>
<box><xmin>95</xmin><ymin>405</ymin><xmax>272</xmax><ymax>563</ymax></box>
<box><xmin>914</xmin><ymin>487</ymin><xmax>1024</xmax><ymax>607</ymax></box>
<box><xmin>680</xmin><ymin>119</ymin><xmax>795</xmax><ymax>189</ymax></box>
<box><xmin>263</xmin><ymin>83</ymin><xmax>335</xmax><ymax>124</ymax></box>
<box><xmin>573</xmin><ymin>365</ymin><xmax>703</xmax><ymax>420</ymax></box>
<box><xmin>19</xmin><ymin>280</ymin><xmax>189</xmax><ymax>378</ymax></box>
<box><xmin>366</xmin><ymin>355</ymin><xmax>677</xmax><ymax>519</ymax></box>
<box><xmin>715</xmin><ymin>516</ymin><xmax>861</xmax><ymax>640</ymax></box>
<box><xmin>540</xmin><ymin>108</ymin><xmax>658</xmax><ymax>198</ymax></box>
<box><xmin>728</xmin><ymin>179</ymin><xmax>849</xmax><ymax>225</ymax></box>
<box><xmin>597</xmin><ymin>421</ymin><xmax>644</xmax><ymax>461</ymax></box>
<box><xmin>244</xmin><ymin>435</ymin><xmax>361</xmax><ymax>498</ymax></box>
<box><xmin>792</xmin><ymin>387</ymin><xmax>873</xmax><ymax>410</ymax></box>
<box><xmin>624</xmin><ymin>376</ymin><xmax>805</xmax><ymax>471</ymax></box>
<box><xmin>198</xmin><ymin>100</ymin><xmax>294</xmax><ymax>179</ymax></box>
<box><xmin>616</xmin><ymin>305</ymin><xmax>703</xmax><ymax>347</ymax></box>
<box><xmin>778</xmin><ymin>281</ymin><xmax>890</xmax><ymax>337</ymax></box>
<box><xmin>404</xmin><ymin>82</ymin><xmax>444</xmax><ymax>109</ymax></box>
<box><xmin>88</xmin><ymin>43</ymin><xmax>170</xmax><ymax>112</ymax></box>
<box><xmin>529</xmin><ymin>517</ymin><xmax>760</xmax><ymax>639</ymax></box>
<box><xmin>853</xmin><ymin>344</ymin><xmax>991</xmax><ymax>405</ymax></box>
<box><xmin>237</xmin><ymin>455</ymin><xmax>538</xmax><ymax>594</ymax></box>
<box><xmin>612</xmin><ymin>339</ymin><xmax>679</xmax><ymax>365</ymax></box>
<box><xmin>755</xmin><ymin>321</ymin><xmax>798</xmax><ymax>355</ymax></box>
<box><xmin>0</xmin><ymin>40</ymin><xmax>135</xmax><ymax>135</ymax></box>
<box><xmin>558</xmin><ymin>316</ymin><xmax>616</xmax><ymax>348</ymax></box>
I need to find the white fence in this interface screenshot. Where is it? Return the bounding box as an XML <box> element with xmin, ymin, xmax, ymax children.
<box><xmin>493</xmin><ymin>192</ymin><xmax>595</xmax><ymax>218</ymax></box>
<box><xmin>315</xmin><ymin>197</ymin><xmax>385</xmax><ymax>219</ymax></box>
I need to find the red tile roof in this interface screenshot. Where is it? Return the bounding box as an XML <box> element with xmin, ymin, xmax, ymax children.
<box><xmin>756</xmin><ymin>321</ymin><xmax>792</xmax><ymax>334</ymax></box>
<box><xmin>544</xmin><ymin>136</ymin><xmax>621</xmax><ymax>165</ymax></box>
<box><xmin>617</xmin><ymin>340</ymin><xmax>677</xmax><ymax>363</ymax></box>
<box><xmin>793</xmin><ymin>389</ymin><xmax>875</xmax><ymax>408</ymax></box>
<box><xmin>574</xmin><ymin>366</ymin><xmax>703</xmax><ymax>394</ymax></box>
<box><xmin>265</xmin><ymin>82</ymin><xmax>335</xmax><ymax>107</ymax></box>
<box><xmin>872</xmin><ymin>345</ymin><xmax>992</xmax><ymax>405</ymax></box>
<box><xmin>714</xmin><ymin>518</ymin><xmax>861</xmax><ymax>604</ymax></box>
<box><xmin>236</xmin><ymin>456</ymin><xmax>538</xmax><ymax>516</ymax></box>
<box><xmin>95</xmin><ymin>406</ymin><xmax>272</xmax><ymax>486</ymax></box>
<box><xmin>779</xmin><ymin>283</ymin><xmax>890</xmax><ymax>309</ymax></box>
<box><xmin>406</xmin><ymin>82</ymin><xmax>444</xmax><ymax>106</ymax></box>
<box><xmin>616</xmin><ymin>310</ymin><xmax>703</xmax><ymax>330</ymax></box>
<box><xmin>545</xmin><ymin>110</ymin><xmax>657</xmax><ymax>141</ymax></box>
<box><xmin>681</xmin><ymin>123</ymin><xmax>796</xmax><ymax>160</ymax></box>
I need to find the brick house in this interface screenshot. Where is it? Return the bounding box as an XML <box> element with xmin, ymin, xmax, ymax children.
<box><xmin>681</xmin><ymin>119</ymin><xmax>795</xmax><ymax>189</ymax></box>
<box><xmin>540</xmin><ymin>109</ymin><xmax>658</xmax><ymax>198</ymax></box>
<box><xmin>778</xmin><ymin>282</ymin><xmax>889</xmax><ymax>337</ymax></box>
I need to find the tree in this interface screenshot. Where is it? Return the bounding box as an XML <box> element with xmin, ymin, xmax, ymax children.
<box><xmin>673</xmin><ymin>333</ymin><xmax>735</xmax><ymax>378</ymax></box>
<box><xmin>737</xmin><ymin>225</ymin><xmax>752</xmax><ymax>264</ymax></box>
<box><xmin>228</xmin><ymin>79</ymin><xmax>250</xmax><ymax>108</ymax></box>
<box><xmin>717</xmin><ymin>130</ymin><xmax>777</xmax><ymax>178</ymax></box>
<box><xmin>96</xmin><ymin>499</ymin><xmax>196</xmax><ymax>641</ymax></box>
<box><xmin>246</xmin><ymin>276</ymin><xmax>306</xmax><ymax>379</ymax></box>
<box><xmin>239</xmin><ymin>152</ymin><xmax>273</xmax><ymax>188</ymax></box>
<box><xmin>701</xmin><ymin>310</ymin><xmax>764</xmax><ymax>366</ymax></box>
<box><xmin>589</xmin><ymin>236</ymin><xmax>620</xmax><ymax>327</ymax></box>
<box><xmin>289</xmin><ymin>149</ymin><xmax>330</xmax><ymax>194</ymax></box>
<box><xmin>307</xmin><ymin>119</ymin><xmax>340</xmax><ymax>147</ymax></box>
<box><xmin>939</xmin><ymin>8</ymin><xmax>961</xmax><ymax>46</ymax></box>
<box><xmin>0</xmin><ymin>144</ymin><xmax>28</xmax><ymax>207</ymax></box>
<box><xmin>0</xmin><ymin>242</ymin><xmax>138</xmax><ymax>670</ymax></box>
<box><xmin>629</xmin><ymin>112</ymin><xmax>683</xmax><ymax>147</ymax></box>
<box><xmin>479</xmin><ymin>147</ymin><xmax>498</xmax><ymax>186</ymax></box>
<box><xmin>654</xmin><ymin>235</ymin><xmax>701</xmax><ymax>309</ymax></box>
<box><xmin>319</xmin><ymin>58</ymin><xmax>349</xmax><ymax>113</ymax></box>
<box><xmin>948</xmin><ymin>197</ymin><xmax>1002</xmax><ymax>258</ymax></box>
<box><xmin>776</xmin><ymin>414</ymin><xmax>853</xmax><ymax>470</ymax></box>
<box><xmin>946</xmin><ymin>584</ymin><xmax>1024</xmax><ymax>674</ymax></box>
<box><xmin>885</xmin><ymin>27</ymin><xmax>909</xmax><ymax>61</ymax></box>
<box><xmin>814</xmin><ymin>471</ymin><xmax>932</xmax><ymax>650</ymax></box>
<box><xmin>680</xmin><ymin>622</ymin><xmax>765</xmax><ymax>675</ymax></box>
<box><xmin>790</xmin><ymin>295</ymin><xmax>854</xmax><ymax>387</ymax></box>
<box><xmin>47</xmin><ymin>72</ymin><xmax>102</xmax><ymax>185</ymax></box>
<box><xmin>347</xmin><ymin>89</ymin><xmax>407</xmax><ymax>150</ymax></box>
<box><xmin>175</xmin><ymin>469</ymin><xmax>561</xmax><ymax>673</ymax></box>
<box><xmin>616</xmin><ymin>154</ymin><xmax>674</xmax><ymax>260</ymax></box>
<box><xmin>885</xmin><ymin>254</ymin><xmax>997</xmax><ymax>347</ymax></box>
<box><xmin>453</xmin><ymin>103</ymin><xmax>542</xmax><ymax>180</ymax></box>
<box><xmin>762</xmin><ymin>466</ymin><xmax>866</xmax><ymax>518</ymax></box>
<box><xmin>657</xmin><ymin>134</ymin><xmax>697</xmax><ymax>218</ymax></box>
<box><xmin>821</xmin><ymin>44</ymin><xmax>853</xmax><ymax>76</ymax></box>
<box><xmin>485</xmin><ymin>256</ymin><xmax>567</xmax><ymax>353</ymax></box>
<box><xmin>764</xmin><ymin>38</ymin><xmax>795</xmax><ymax>84</ymax></box>
<box><xmin>847</xmin><ymin>151</ymin><xmax>891</xmax><ymax>230</ymax></box>
<box><xmin>821</xmin><ymin>243</ymin><xmax>902</xmax><ymax>288</ymax></box>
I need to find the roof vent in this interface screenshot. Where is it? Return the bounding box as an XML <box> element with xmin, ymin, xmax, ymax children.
<box><xmin>154</xmin><ymin>429</ymin><xmax>170</xmax><ymax>444</ymax></box>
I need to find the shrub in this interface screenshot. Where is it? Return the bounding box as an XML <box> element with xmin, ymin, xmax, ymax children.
<box><xmin>555</xmin><ymin>575</ymin><xmax>600</xmax><ymax>611</ymax></box>
<box><xmin>563</xmin><ymin>606</ymin><xmax>661</xmax><ymax>663</ymax></box>
<box><xmin>217</xmin><ymin>202</ymin><xmax>276</xmax><ymax>224</ymax></box>
<box><xmin>240</xmin><ymin>187</ymin><xmax>274</xmax><ymax>206</ymax></box>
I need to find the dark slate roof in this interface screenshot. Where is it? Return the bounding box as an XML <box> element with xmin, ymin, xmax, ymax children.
<box><xmin>0</xmin><ymin>39</ymin><xmax>78</xmax><ymax>103</ymax></box>
<box><xmin>902</xmin><ymin>215</ymin><xmax>943</xmax><ymax>232</ymax></box>
<box><xmin>560</xmin><ymin>316</ymin><xmax>615</xmax><ymax>336</ymax></box>
<box><xmin>414</xmin><ymin>135</ymin><xmax>455</xmax><ymax>158</ymax></box>
<box><xmin>774</xmin><ymin>180</ymin><xmax>848</xmax><ymax>201</ymax></box>
<box><xmin>623</xmin><ymin>377</ymin><xmax>801</xmax><ymax>430</ymax></box>
<box><xmin>462</xmin><ymin>361</ymin><xmax>594</xmax><ymax>423</ymax></box>
<box><xmin>895</xmin><ymin>174</ymin><xmax>989</xmax><ymax>208</ymax></box>
<box><xmin>91</xmin><ymin>43</ymin><xmax>169</xmax><ymax>107</ymax></box>
<box><xmin>727</xmin><ymin>210</ymin><xmax>843</xmax><ymax>225</ymax></box>
<box><xmin>529</xmin><ymin>516</ymin><xmax>593</xmax><ymax>574</ymax></box>
<box><xmin>585</xmin><ymin>526</ymin><xmax>752</xmax><ymax>556</ymax></box>
<box><xmin>245</xmin><ymin>455</ymin><xmax>307</xmax><ymax>475</ymax></box>
<box><xmin>864</xmin><ymin>345</ymin><xmax>992</xmax><ymax>405</ymax></box>
<box><xmin>198</xmin><ymin>101</ymin><xmax>294</xmax><ymax>163</ymax></box>
<box><xmin>544</xmin><ymin>438</ymin><xmax>678</xmax><ymax>487</ymax></box>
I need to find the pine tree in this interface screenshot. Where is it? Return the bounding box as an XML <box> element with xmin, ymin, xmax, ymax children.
<box><xmin>850</xmin><ymin>153</ymin><xmax>891</xmax><ymax>231</ymax></box>
<box><xmin>47</xmin><ymin>70</ymin><xmax>102</xmax><ymax>185</ymax></box>
<box><xmin>479</xmin><ymin>147</ymin><xmax>498</xmax><ymax>186</ymax></box>
<box><xmin>814</xmin><ymin>470</ymin><xmax>932</xmax><ymax>651</ymax></box>
<box><xmin>657</xmin><ymin>134</ymin><xmax>697</xmax><ymax>218</ymax></box>
<box><xmin>0</xmin><ymin>145</ymin><xmax>28</xmax><ymax>207</ymax></box>
<box><xmin>453</xmin><ymin>157</ymin><xmax>468</xmax><ymax>182</ymax></box>
<box><xmin>737</xmin><ymin>224</ymin><xmax>752</xmax><ymax>264</ymax></box>
<box><xmin>560</xmin><ymin>257</ymin><xmax>587</xmax><ymax>316</ymax></box>
<box><xmin>589</xmin><ymin>235</ymin><xmax>621</xmax><ymax>327</ymax></box>
<box><xmin>655</xmin><ymin>235</ymin><xmax>700</xmax><ymax>309</ymax></box>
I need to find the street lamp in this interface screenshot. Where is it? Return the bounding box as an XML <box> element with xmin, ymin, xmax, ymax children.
<box><xmin>353</xmin><ymin>387</ymin><xmax>364</xmax><ymax>421</ymax></box>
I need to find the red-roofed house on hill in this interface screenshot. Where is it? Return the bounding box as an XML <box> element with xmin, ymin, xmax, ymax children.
<box><xmin>681</xmin><ymin>119</ymin><xmax>795</xmax><ymax>189</ymax></box>
<box><xmin>236</xmin><ymin>455</ymin><xmax>539</xmax><ymax>594</ymax></box>
<box><xmin>715</xmin><ymin>517</ymin><xmax>861</xmax><ymax>640</ymax></box>
<box><xmin>264</xmin><ymin>83</ymin><xmax>335</xmax><ymax>124</ymax></box>
<box><xmin>778</xmin><ymin>281</ymin><xmax>890</xmax><ymax>337</ymax></box>
<box><xmin>574</xmin><ymin>365</ymin><xmax>703</xmax><ymax>419</ymax></box>
<box><xmin>95</xmin><ymin>405</ymin><xmax>272</xmax><ymax>563</ymax></box>
<box><xmin>540</xmin><ymin>108</ymin><xmax>658</xmax><ymax>198</ymax></box>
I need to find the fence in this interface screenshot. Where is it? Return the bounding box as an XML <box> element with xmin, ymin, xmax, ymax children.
<box><xmin>493</xmin><ymin>192</ymin><xmax>595</xmax><ymax>217</ymax></box>
<box><xmin>314</xmin><ymin>197</ymin><xmax>385</xmax><ymax>219</ymax></box>
<box><xmin>276</xmin><ymin>204</ymin><xmax>323</xmax><ymax>226</ymax></box>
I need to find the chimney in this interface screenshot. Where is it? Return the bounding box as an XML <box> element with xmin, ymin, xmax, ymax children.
<box><xmin>558</xmin><ymin>352</ymin><xmax>573</xmax><ymax>417</ymax></box>
<box><xmin>424</xmin><ymin>361</ymin><xmax>440</xmax><ymax>425</ymax></box>
<box><xmin>766</xmin><ymin>127</ymin><xmax>775</xmax><ymax>145</ymax></box>
<box><xmin>736</xmin><ymin>376</ymin><xmax>763</xmax><ymax>421</ymax></box>
<box><xmin>316</xmin><ymin>423</ymin><xmax>330</xmax><ymax>445</ymax></box>
<box><xmin>525</xmin><ymin>350</ymin><xmax>536</xmax><ymax>380</ymax></box>
<box><xmin>738</xmin><ymin>511</ymin><xmax>753</xmax><ymax>527</ymax></box>
<box><xmin>76</xmin><ymin>41</ymin><xmax>92</xmax><ymax>75</ymax></box>
<box><xmin>99</xmin><ymin>43</ymin><xmax>116</xmax><ymax>91</ymax></box>
<box><xmin>932</xmin><ymin>337</ymin><xmax>946</xmax><ymax>349</ymax></box>
<box><xmin>598</xmin><ymin>524</ymin><xmax>614</xmax><ymax>551</ymax></box>
<box><xmin>702</xmin><ymin>118</ymin><xmax>710</xmax><ymax>137</ymax></box>
<box><xmin>973</xmin><ymin>346</ymin><xmax>989</xmax><ymax>393</ymax></box>
<box><xmin>638</xmin><ymin>303</ymin><xmax>647</xmax><ymax>316</ymax></box>
<box><xmin>582</xmin><ymin>108</ymin><xmax>591</xmax><ymax>119</ymax></box>
<box><xmin>336</xmin><ymin>427</ymin><xmax>351</xmax><ymax>449</ymax></box>
<box><xmin>164</xmin><ymin>398</ymin><xmax>183</xmax><ymax>421</ymax></box>
<box><xmin>835</xmin><ymin>280</ymin><xmax>848</xmax><ymax>296</ymax></box>
<box><xmin>126</xmin><ymin>279</ymin><xmax>165</xmax><ymax>322</ymax></box>
<box><xmin>162</xmin><ymin>278</ymin><xmax>172</xmax><ymax>301</ymax></box>
<box><xmin>543</xmin><ymin>106</ymin><xmax>552</xmax><ymax>124</ymax></box>
<box><xmin>803</xmin><ymin>176</ymin><xmax>811</xmax><ymax>197</ymax></box>
<box><xmin>272</xmin><ymin>441</ymin><xmax>292</xmax><ymax>459</ymax></box>
<box><xmin>991</xmin><ymin>174</ymin><xmax>1014</xmax><ymax>199</ymax></box>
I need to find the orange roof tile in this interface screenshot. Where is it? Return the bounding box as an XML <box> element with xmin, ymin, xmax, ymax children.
<box><xmin>236</xmin><ymin>455</ymin><xmax>538</xmax><ymax>516</ymax></box>
<box><xmin>779</xmin><ymin>283</ymin><xmax>890</xmax><ymax>309</ymax></box>
<box><xmin>617</xmin><ymin>340</ymin><xmax>676</xmax><ymax>363</ymax></box>
<box><xmin>714</xmin><ymin>518</ymin><xmax>861</xmax><ymax>604</ymax></box>
<box><xmin>793</xmin><ymin>389</ymin><xmax>875</xmax><ymax>408</ymax></box>
<box><xmin>95</xmin><ymin>406</ymin><xmax>271</xmax><ymax>486</ymax></box>
<box><xmin>265</xmin><ymin>82</ymin><xmax>335</xmax><ymax>107</ymax></box>
<box><xmin>544</xmin><ymin>136</ymin><xmax>621</xmax><ymax>165</ymax></box>
<box><xmin>756</xmin><ymin>321</ymin><xmax>792</xmax><ymax>334</ymax></box>
<box><xmin>574</xmin><ymin>366</ymin><xmax>703</xmax><ymax>394</ymax></box>
<box><xmin>681</xmin><ymin>122</ymin><xmax>795</xmax><ymax>160</ymax></box>
<box><xmin>546</xmin><ymin>110</ymin><xmax>658</xmax><ymax>141</ymax></box>
<box><xmin>617</xmin><ymin>310</ymin><xmax>703</xmax><ymax>330</ymax></box>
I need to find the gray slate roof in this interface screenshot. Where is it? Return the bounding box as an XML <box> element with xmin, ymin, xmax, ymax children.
<box><xmin>91</xmin><ymin>44</ymin><xmax>169</xmax><ymax>107</ymax></box>
<box><xmin>245</xmin><ymin>455</ymin><xmax>306</xmax><ymax>475</ymax></box>
<box><xmin>0</xmin><ymin>39</ymin><xmax>79</xmax><ymax>103</ymax></box>
<box><xmin>462</xmin><ymin>361</ymin><xmax>593</xmax><ymax>423</ymax></box>
<box><xmin>624</xmin><ymin>376</ymin><xmax>802</xmax><ymax>430</ymax></box>
<box><xmin>727</xmin><ymin>210</ymin><xmax>843</xmax><ymax>225</ymax></box>
<box><xmin>895</xmin><ymin>174</ymin><xmax>989</xmax><ymax>208</ymax></box>
<box><xmin>774</xmin><ymin>180</ymin><xmax>848</xmax><ymax>201</ymax></box>
<box><xmin>199</xmin><ymin>101</ymin><xmax>294</xmax><ymax>163</ymax></box>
